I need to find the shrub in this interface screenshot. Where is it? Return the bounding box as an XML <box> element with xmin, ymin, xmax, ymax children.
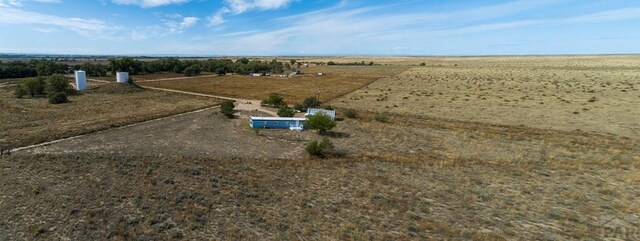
<box><xmin>302</xmin><ymin>96</ymin><xmax>321</xmax><ymax>110</ymax></box>
<box><xmin>22</xmin><ymin>77</ymin><xmax>46</xmax><ymax>97</ymax></box>
<box><xmin>14</xmin><ymin>86</ymin><xmax>27</xmax><ymax>98</ymax></box>
<box><xmin>420</xmin><ymin>62</ymin><xmax>426</xmax><ymax>66</ymax></box>
<box><xmin>375</xmin><ymin>112</ymin><xmax>390</xmax><ymax>123</ymax></box>
<box><xmin>293</xmin><ymin>103</ymin><xmax>304</xmax><ymax>111</ymax></box>
<box><xmin>327</xmin><ymin>61</ymin><xmax>335</xmax><ymax>65</ymax></box>
<box><xmin>277</xmin><ymin>106</ymin><xmax>296</xmax><ymax>117</ymax></box>
<box><xmin>48</xmin><ymin>92</ymin><xmax>68</xmax><ymax>104</ymax></box>
<box><xmin>171</xmin><ymin>228</ymin><xmax>184</xmax><ymax>239</ymax></box>
<box><xmin>305</xmin><ymin>137</ymin><xmax>335</xmax><ymax>157</ymax></box>
<box><xmin>344</xmin><ymin>109</ymin><xmax>358</xmax><ymax>118</ymax></box>
<box><xmin>220</xmin><ymin>101</ymin><xmax>235</xmax><ymax>118</ymax></box>
<box><xmin>305</xmin><ymin>112</ymin><xmax>336</xmax><ymax>134</ymax></box>
<box><xmin>46</xmin><ymin>75</ymin><xmax>71</xmax><ymax>94</ymax></box>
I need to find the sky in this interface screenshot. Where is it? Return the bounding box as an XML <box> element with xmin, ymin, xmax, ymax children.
<box><xmin>0</xmin><ymin>0</ymin><xmax>639</xmax><ymax>56</ymax></box>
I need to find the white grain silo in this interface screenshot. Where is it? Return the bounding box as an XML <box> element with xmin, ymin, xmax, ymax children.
<box><xmin>74</xmin><ymin>70</ymin><xmax>87</xmax><ymax>91</ymax></box>
<box><xmin>116</xmin><ymin>72</ymin><xmax>129</xmax><ymax>84</ymax></box>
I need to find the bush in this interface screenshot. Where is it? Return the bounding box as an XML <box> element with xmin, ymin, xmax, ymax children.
<box><xmin>14</xmin><ymin>86</ymin><xmax>27</xmax><ymax>98</ymax></box>
<box><xmin>327</xmin><ymin>61</ymin><xmax>336</xmax><ymax>66</ymax></box>
<box><xmin>220</xmin><ymin>101</ymin><xmax>235</xmax><ymax>118</ymax></box>
<box><xmin>344</xmin><ymin>109</ymin><xmax>358</xmax><ymax>118</ymax></box>
<box><xmin>420</xmin><ymin>62</ymin><xmax>426</xmax><ymax>66</ymax></box>
<box><xmin>375</xmin><ymin>112</ymin><xmax>390</xmax><ymax>123</ymax></box>
<box><xmin>293</xmin><ymin>103</ymin><xmax>304</xmax><ymax>111</ymax></box>
<box><xmin>46</xmin><ymin>75</ymin><xmax>72</xmax><ymax>94</ymax></box>
<box><xmin>277</xmin><ymin>106</ymin><xmax>296</xmax><ymax>117</ymax></box>
<box><xmin>302</xmin><ymin>96</ymin><xmax>321</xmax><ymax>110</ymax></box>
<box><xmin>305</xmin><ymin>112</ymin><xmax>336</xmax><ymax>134</ymax></box>
<box><xmin>48</xmin><ymin>92</ymin><xmax>68</xmax><ymax>104</ymax></box>
<box><xmin>305</xmin><ymin>137</ymin><xmax>335</xmax><ymax>157</ymax></box>
<box><xmin>22</xmin><ymin>77</ymin><xmax>46</xmax><ymax>97</ymax></box>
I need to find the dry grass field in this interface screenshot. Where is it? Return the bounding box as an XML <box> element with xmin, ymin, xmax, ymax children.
<box><xmin>1</xmin><ymin>56</ymin><xmax>639</xmax><ymax>240</ymax></box>
<box><xmin>332</xmin><ymin>56</ymin><xmax>640</xmax><ymax>138</ymax></box>
<box><xmin>0</xmin><ymin>84</ymin><xmax>221</xmax><ymax>150</ymax></box>
<box><xmin>141</xmin><ymin>65</ymin><xmax>408</xmax><ymax>103</ymax></box>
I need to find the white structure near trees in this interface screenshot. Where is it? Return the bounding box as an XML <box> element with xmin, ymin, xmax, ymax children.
<box><xmin>116</xmin><ymin>72</ymin><xmax>129</xmax><ymax>83</ymax></box>
<box><xmin>305</xmin><ymin>108</ymin><xmax>336</xmax><ymax>120</ymax></box>
<box><xmin>74</xmin><ymin>70</ymin><xmax>87</xmax><ymax>91</ymax></box>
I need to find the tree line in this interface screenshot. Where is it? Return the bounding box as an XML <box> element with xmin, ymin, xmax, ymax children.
<box><xmin>0</xmin><ymin>57</ymin><xmax>294</xmax><ymax>79</ymax></box>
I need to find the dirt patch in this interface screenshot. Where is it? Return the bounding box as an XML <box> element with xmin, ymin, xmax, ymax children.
<box><xmin>140</xmin><ymin>65</ymin><xmax>408</xmax><ymax>104</ymax></box>
<box><xmin>20</xmin><ymin>109</ymin><xmax>314</xmax><ymax>159</ymax></box>
<box><xmin>0</xmin><ymin>87</ymin><xmax>222</xmax><ymax>150</ymax></box>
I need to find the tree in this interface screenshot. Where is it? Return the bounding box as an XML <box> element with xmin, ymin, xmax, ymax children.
<box><xmin>220</xmin><ymin>101</ymin><xmax>235</xmax><ymax>118</ymax></box>
<box><xmin>305</xmin><ymin>112</ymin><xmax>336</xmax><ymax>134</ymax></box>
<box><xmin>262</xmin><ymin>93</ymin><xmax>286</xmax><ymax>107</ymax></box>
<box><xmin>277</xmin><ymin>106</ymin><xmax>296</xmax><ymax>117</ymax></box>
<box><xmin>302</xmin><ymin>96</ymin><xmax>321</xmax><ymax>110</ymax></box>
<box><xmin>327</xmin><ymin>61</ymin><xmax>336</xmax><ymax>66</ymax></box>
<box><xmin>108</xmin><ymin>57</ymin><xmax>143</xmax><ymax>75</ymax></box>
<box><xmin>183</xmin><ymin>65</ymin><xmax>201</xmax><ymax>77</ymax></box>
<box><xmin>290</xmin><ymin>59</ymin><xmax>297</xmax><ymax>65</ymax></box>
<box><xmin>215</xmin><ymin>67</ymin><xmax>226</xmax><ymax>76</ymax></box>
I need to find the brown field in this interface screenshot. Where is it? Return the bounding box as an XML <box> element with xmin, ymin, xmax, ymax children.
<box><xmin>141</xmin><ymin>65</ymin><xmax>408</xmax><ymax>103</ymax></box>
<box><xmin>1</xmin><ymin>56</ymin><xmax>639</xmax><ymax>240</ymax></box>
<box><xmin>0</xmin><ymin>84</ymin><xmax>221</xmax><ymax>150</ymax></box>
<box><xmin>332</xmin><ymin>56</ymin><xmax>640</xmax><ymax>138</ymax></box>
<box><xmin>92</xmin><ymin>72</ymin><xmax>215</xmax><ymax>82</ymax></box>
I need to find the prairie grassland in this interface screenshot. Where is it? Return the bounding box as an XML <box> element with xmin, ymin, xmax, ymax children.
<box><xmin>141</xmin><ymin>65</ymin><xmax>408</xmax><ymax>103</ymax></box>
<box><xmin>0</xmin><ymin>84</ymin><xmax>221</xmax><ymax>149</ymax></box>
<box><xmin>1</xmin><ymin>138</ymin><xmax>637</xmax><ymax>240</ymax></box>
<box><xmin>332</xmin><ymin>56</ymin><xmax>640</xmax><ymax>138</ymax></box>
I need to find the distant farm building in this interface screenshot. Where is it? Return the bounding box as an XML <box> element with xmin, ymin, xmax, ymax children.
<box><xmin>305</xmin><ymin>108</ymin><xmax>336</xmax><ymax>120</ymax></box>
<box><xmin>251</xmin><ymin>73</ymin><xmax>263</xmax><ymax>77</ymax></box>
<box><xmin>317</xmin><ymin>72</ymin><xmax>324</xmax><ymax>76</ymax></box>
<box><xmin>249</xmin><ymin>117</ymin><xmax>306</xmax><ymax>131</ymax></box>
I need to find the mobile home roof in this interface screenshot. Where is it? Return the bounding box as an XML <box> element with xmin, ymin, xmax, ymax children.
<box><xmin>249</xmin><ymin>117</ymin><xmax>307</xmax><ymax>121</ymax></box>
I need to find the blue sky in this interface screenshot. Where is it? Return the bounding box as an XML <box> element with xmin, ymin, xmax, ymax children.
<box><xmin>0</xmin><ymin>0</ymin><xmax>639</xmax><ymax>55</ymax></box>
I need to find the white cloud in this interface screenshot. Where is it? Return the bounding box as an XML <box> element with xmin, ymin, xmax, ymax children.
<box><xmin>0</xmin><ymin>7</ymin><xmax>111</xmax><ymax>34</ymax></box>
<box><xmin>162</xmin><ymin>16</ymin><xmax>198</xmax><ymax>34</ymax></box>
<box><xmin>2</xmin><ymin>0</ymin><xmax>61</xmax><ymax>6</ymax></box>
<box><xmin>191</xmin><ymin>1</ymin><xmax>640</xmax><ymax>55</ymax></box>
<box><xmin>111</xmin><ymin>0</ymin><xmax>188</xmax><ymax>8</ymax></box>
<box><xmin>180</xmin><ymin>16</ymin><xmax>198</xmax><ymax>28</ymax></box>
<box><xmin>209</xmin><ymin>0</ymin><xmax>295</xmax><ymax>26</ymax></box>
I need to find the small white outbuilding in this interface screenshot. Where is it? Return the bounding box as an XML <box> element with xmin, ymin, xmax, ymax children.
<box><xmin>116</xmin><ymin>72</ymin><xmax>129</xmax><ymax>83</ymax></box>
<box><xmin>74</xmin><ymin>70</ymin><xmax>87</xmax><ymax>91</ymax></box>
